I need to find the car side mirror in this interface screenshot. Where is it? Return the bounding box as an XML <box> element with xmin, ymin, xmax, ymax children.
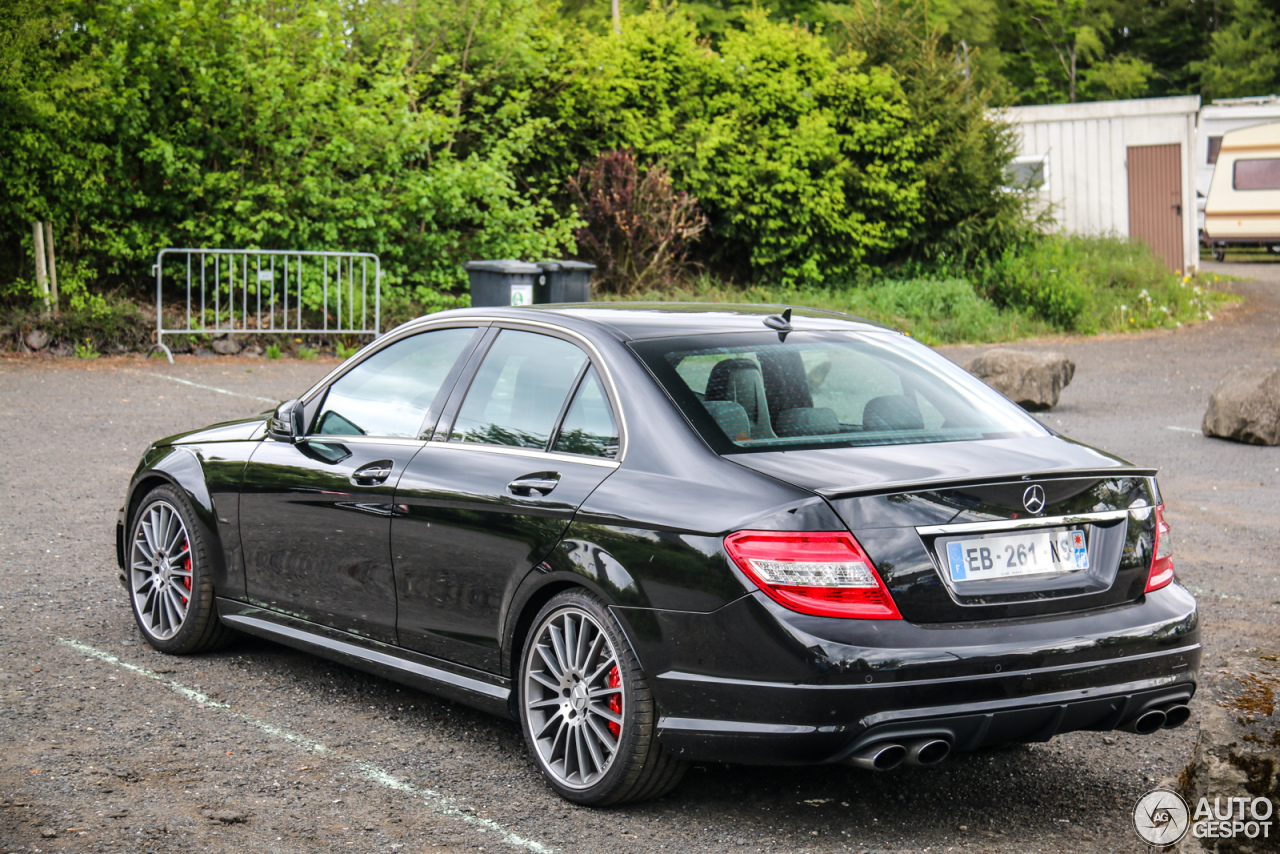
<box><xmin>268</xmin><ymin>399</ymin><xmax>305</xmax><ymax>443</ymax></box>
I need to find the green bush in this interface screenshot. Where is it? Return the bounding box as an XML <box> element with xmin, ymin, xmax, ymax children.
<box><xmin>2</xmin><ymin>0</ymin><xmax>576</xmax><ymax>307</ymax></box>
<box><xmin>983</xmin><ymin>234</ymin><xmax>1233</xmax><ymax>333</ymax></box>
<box><xmin>985</xmin><ymin>236</ymin><xmax>1094</xmax><ymax>330</ymax></box>
<box><xmin>536</xmin><ymin>8</ymin><xmax>925</xmax><ymax>286</ymax></box>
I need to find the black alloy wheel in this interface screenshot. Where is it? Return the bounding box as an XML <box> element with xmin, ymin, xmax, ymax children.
<box><xmin>127</xmin><ymin>485</ymin><xmax>232</xmax><ymax>654</ymax></box>
<box><xmin>519</xmin><ymin>589</ymin><xmax>685</xmax><ymax>805</ymax></box>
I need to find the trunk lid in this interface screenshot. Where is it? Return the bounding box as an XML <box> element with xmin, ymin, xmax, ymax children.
<box><xmin>728</xmin><ymin>437</ymin><xmax>1161</xmax><ymax>623</ymax></box>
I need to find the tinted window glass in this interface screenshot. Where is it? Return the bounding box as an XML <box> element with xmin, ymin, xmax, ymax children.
<box><xmin>632</xmin><ymin>332</ymin><xmax>1046</xmax><ymax>452</ymax></box>
<box><xmin>553</xmin><ymin>367</ymin><xmax>618</xmax><ymax>458</ymax></box>
<box><xmin>314</xmin><ymin>327</ymin><xmax>476</xmax><ymax>438</ymax></box>
<box><xmin>1207</xmin><ymin>136</ymin><xmax>1222</xmax><ymax>164</ymax></box>
<box><xmin>1234</xmin><ymin>158</ymin><xmax>1280</xmax><ymax>190</ymax></box>
<box><xmin>452</xmin><ymin>330</ymin><xmax>588</xmax><ymax>449</ymax></box>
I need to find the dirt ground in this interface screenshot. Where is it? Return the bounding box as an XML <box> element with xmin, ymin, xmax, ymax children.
<box><xmin>1</xmin><ymin>261</ymin><xmax>1277</xmax><ymax>854</ymax></box>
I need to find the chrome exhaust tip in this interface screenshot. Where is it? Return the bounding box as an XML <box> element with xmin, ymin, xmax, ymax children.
<box><xmin>905</xmin><ymin>738</ymin><xmax>951</xmax><ymax>767</ymax></box>
<box><xmin>1161</xmin><ymin>704</ymin><xmax>1192</xmax><ymax>729</ymax></box>
<box><xmin>845</xmin><ymin>742</ymin><xmax>907</xmax><ymax>771</ymax></box>
<box><xmin>1121</xmin><ymin>709</ymin><xmax>1167</xmax><ymax>735</ymax></box>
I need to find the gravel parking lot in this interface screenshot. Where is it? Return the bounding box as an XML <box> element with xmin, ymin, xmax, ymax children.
<box><xmin>2</xmin><ymin>261</ymin><xmax>1277</xmax><ymax>853</ymax></box>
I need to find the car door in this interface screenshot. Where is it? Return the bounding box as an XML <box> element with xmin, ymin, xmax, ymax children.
<box><xmin>239</xmin><ymin>325</ymin><xmax>483</xmax><ymax>643</ymax></box>
<box><xmin>392</xmin><ymin>326</ymin><xmax>622</xmax><ymax>672</ymax></box>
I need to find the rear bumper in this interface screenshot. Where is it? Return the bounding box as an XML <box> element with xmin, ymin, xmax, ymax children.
<box><xmin>618</xmin><ymin>583</ymin><xmax>1199</xmax><ymax>765</ymax></box>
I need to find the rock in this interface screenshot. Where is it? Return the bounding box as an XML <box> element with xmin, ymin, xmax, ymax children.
<box><xmin>25</xmin><ymin>329</ymin><xmax>49</xmax><ymax>350</ymax></box>
<box><xmin>194</xmin><ymin>347</ymin><xmax>216</xmax><ymax>358</ymax></box>
<box><xmin>211</xmin><ymin>335</ymin><xmax>242</xmax><ymax>356</ymax></box>
<box><xmin>1178</xmin><ymin>650</ymin><xmax>1279</xmax><ymax>853</ymax></box>
<box><xmin>242</xmin><ymin>342</ymin><xmax>264</xmax><ymax>357</ymax></box>
<box><xmin>1202</xmin><ymin>367</ymin><xmax>1280</xmax><ymax>445</ymax></box>
<box><xmin>963</xmin><ymin>349</ymin><xmax>1076</xmax><ymax>411</ymax></box>
<box><xmin>203</xmin><ymin>809</ymin><xmax>250</xmax><ymax>824</ymax></box>
<box><xmin>39</xmin><ymin>828</ymin><xmax>57</xmax><ymax>838</ymax></box>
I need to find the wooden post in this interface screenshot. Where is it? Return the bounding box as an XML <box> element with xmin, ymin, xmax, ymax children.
<box><xmin>611</xmin><ymin>0</ymin><xmax>621</xmax><ymax>33</ymax></box>
<box><xmin>43</xmin><ymin>220</ymin><xmax>58</xmax><ymax>315</ymax></box>
<box><xmin>32</xmin><ymin>221</ymin><xmax>50</xmax><ymax>315</ymax></box>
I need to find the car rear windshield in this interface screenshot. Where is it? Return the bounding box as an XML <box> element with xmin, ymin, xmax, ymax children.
<box><xmin>631</xmin><ymin>330</ymin><xmax>1047</xmax><ymax>452</ymax></box>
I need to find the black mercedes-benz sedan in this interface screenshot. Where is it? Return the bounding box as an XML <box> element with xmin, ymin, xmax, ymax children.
<box><xmin>116</xmin><ymin>304</ymin><xmax>1199</xmax><ymax>805</ymax></box>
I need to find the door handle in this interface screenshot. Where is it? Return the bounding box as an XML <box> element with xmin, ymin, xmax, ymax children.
<box><xmin>508</xmin><ymin>474</ymin><xmax>560</xmax><ymax>496</ymax></box>
<box><xmin>351</xmin><ymin>460</ymin><xmax>394</xmax><ymax>486</ymax></box>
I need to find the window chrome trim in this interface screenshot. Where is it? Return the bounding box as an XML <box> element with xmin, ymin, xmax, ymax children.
<box><xmin>302</xmin><ymin>435</ymin><xmax>426</xmax><ymax>448</ymax></box>
<box><xmin>914</xmin><ymin>508</ymin><xmax>1131</xmax><ymax>537</ymax></box>
<box><xmin>295</xmin><ymin>314</ymin><xmax>630</xmax><ymax>463</ymax></box>
<box><xmin>424</xmin><ymin>440</ymin><xmax>620</xmax><ymax>469</ymax></box>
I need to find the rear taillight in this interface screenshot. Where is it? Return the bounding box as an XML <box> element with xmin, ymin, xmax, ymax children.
<box><xmin>1145</xmin><ymin>505</ymin><xmax>1175</xmax><ymax>592</ymax></box>
<box><xmin>723</xmin><ymin>530</ymin><xmax>901</xmax><ymax>619</ymax></box>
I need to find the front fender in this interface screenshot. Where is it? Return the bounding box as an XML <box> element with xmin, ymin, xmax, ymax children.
<box><xmin>121</xmin><ymin>446</ymin><xmax>236</xmax><ymax>598</ymax></box>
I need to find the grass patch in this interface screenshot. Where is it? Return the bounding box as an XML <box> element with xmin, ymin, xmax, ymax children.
<box><xmin>615</xmin><ymin>235</ymin><xmax>1238</xmax><ymax>344</ymax></box>
<box><xmin>622</xmin><ymin>277</ymin><xmax>1051</xmax><ymax>345</ymax></box>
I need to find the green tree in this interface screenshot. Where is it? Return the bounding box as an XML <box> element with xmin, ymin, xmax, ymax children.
<box><xmin>537</xmin><ymin>7</ymin><xmax>926</xmax><ymax>285</ymax></box>
<box><xmin>1081</xmin><ymin>54</ymin><xmax>1154</xmax><ymax>100</ymax></box>
<box><xmin>1191</xmin><ymin>0</ymin><xmax>1280</xmax><ymax>100</ymax></box>
<box><xmin>999</xmin><ymin>0</ymin><xmax>1114</xmax><ymax>103</ymax></box>
<box><xmin>823</xmin><ymin>0</ymin><xmax>1032</xmax><ymax>262</ymax></box>
<box><xmin>2</xmin><ymin>0</ymin><xmax>577</xmax><ymax>306</ymax></box>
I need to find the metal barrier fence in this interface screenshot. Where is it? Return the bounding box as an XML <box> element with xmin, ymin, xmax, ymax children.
<box><xmin>151</xmin><ymin>248</ymin><xmax>381</xmax><ymax>362</ymax></box>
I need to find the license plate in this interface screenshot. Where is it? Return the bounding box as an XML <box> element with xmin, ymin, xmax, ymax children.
<box><xmin>944</xmin><ymin>529</ymin><xmax>1088</xmax><ymax>582</ymax></box>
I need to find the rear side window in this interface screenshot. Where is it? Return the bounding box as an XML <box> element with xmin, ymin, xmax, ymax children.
<box><xmin>1233</xmin><ymin>158</ymin><xmax>1280</xmax><ymax>190</ymax></box>
<box><xmin>451</xmin><ymin>330</ymin><xmax>588</xmax><ymax>450</ymax></box>
<box><xmin>553</xmin><ymin>367</ymin><xmax>619</xmax><ymax>458</ymax></box>
<box><xmin>632</xmin><ymin>331</ymin><xmax>1046</xmax><ymax>452</ymax></box>
<box><xmin>314</xmin><ymin>327</ymin><xmax>476</xmax><ymax>438</ymax></box>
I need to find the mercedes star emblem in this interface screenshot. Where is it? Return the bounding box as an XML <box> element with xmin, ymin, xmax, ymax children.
<box><xmin>1022</xmin><ymin>484</ymin><xmax>1046</xmax><ymax>514</ymax></box>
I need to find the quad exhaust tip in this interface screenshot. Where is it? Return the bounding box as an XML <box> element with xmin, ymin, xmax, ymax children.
<box><xmin>1121</xmin><ymin>709</ymin><xmax>1167</xmax><ymax>735</ymax></box>
<box><xmin>847</xmin><ymin>738</ymin><xmax>952</xmax><ymax>771</ymax></box>
<box><xmin>846</xmin><ymin>742</ymin><xmax>907</xmax><ymax>772</ymax></box>
<box><xmin>905</xmin><ymin>738</ymin><xmax>951</xmax><ymax>767</ymax></box>
<box><xmin>1161</xmin><ymin>704</ymin><xmax>1192</xmax><ymax>729</ymax></box>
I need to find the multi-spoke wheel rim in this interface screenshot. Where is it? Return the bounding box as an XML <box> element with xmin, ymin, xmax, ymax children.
<box><xmin>524</xmin><ymin>606</ymin><xmax>624</xmax><ymax>790</ymax></box>
<box><xmin>130</xmin><ymin>500</ymin><xmax>193</xmax><ymax>641</ymax></box>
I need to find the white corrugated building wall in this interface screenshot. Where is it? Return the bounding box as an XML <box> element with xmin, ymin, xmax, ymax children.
<box><xmin>1001</xmin><ymin>96</ymin><xmax>1201</xmax><ymax>273</ymax></box>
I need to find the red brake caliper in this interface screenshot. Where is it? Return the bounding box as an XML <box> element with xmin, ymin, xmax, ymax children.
<box><xmin>607</xmin><ymin>666</ymin><xmax>622</xmax><ymax>738</ymax></box>
<box><xmin>181</xmin><ymin>541</ymin><xmax>192</xmax><ymax>605</ymax></box>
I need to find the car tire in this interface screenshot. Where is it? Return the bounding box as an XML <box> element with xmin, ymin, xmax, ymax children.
<box><xmin>519</xmin><ymin>589</ymin><xmax>686</xmax><ymax>805</ymax></box>
<box><xmin>126</xmin><ymin>484</ymin><xmax>233</xmax><ymax>654</ymax></box>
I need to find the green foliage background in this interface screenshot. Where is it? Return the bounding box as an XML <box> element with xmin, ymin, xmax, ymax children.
<box><xmin>0</xmin><ymin>0</ymin><xmax>1253</xmax><ymax>339</ymax></box>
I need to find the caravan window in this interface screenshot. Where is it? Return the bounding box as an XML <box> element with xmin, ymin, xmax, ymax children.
<box><xmin>1234</xmin><ymin>159</ymin><xmax>1280</xmax><ymax>191</ymax></box>
<box><xmin>1207</xmin><ymin>137</ymin><xmax>1223</xmax><ymax>165</ymax></box>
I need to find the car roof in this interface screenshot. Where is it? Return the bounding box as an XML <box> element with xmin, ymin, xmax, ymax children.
<box><xmin>411</xmin><ymin>302</ymin><xmax>895</xmax><ymax>341</ymax></box>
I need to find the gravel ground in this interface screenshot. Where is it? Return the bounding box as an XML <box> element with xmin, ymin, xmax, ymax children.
<box><xmin>1</xmin><ymin>262</ymin><xmax>1276</xmax><ymax>854</ymax></box>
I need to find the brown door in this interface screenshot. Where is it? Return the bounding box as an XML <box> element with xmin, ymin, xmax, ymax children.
<box><xmin>1127</xmin><ymin>144</ymin><xmax>1184</xmax><ymax>271</ymax></box>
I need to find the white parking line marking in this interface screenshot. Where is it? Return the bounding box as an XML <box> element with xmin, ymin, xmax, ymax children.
<box><xmin>1165</xmin><ymin>426</ymin><xmax>1201</xmax><ymax>434</ymax></box>
<box><xmin>59</xmin><ymin>638</ymin><xmax>553</xmax><ymax>854</ymax></box>
<box><xmin>120</xmin><ymin>369</ymin><xmax>278</xmax><ymax>403</ymax></box>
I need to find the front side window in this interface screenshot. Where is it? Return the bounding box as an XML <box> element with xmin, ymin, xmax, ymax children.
<box><xmin>632</xmin><ymin>331</ymin><xmax>1047</xmax><ymax>452</ymax></box>
<box><xmin>313</xmin><ymin>327</ymin><xmax>477</xmax><ymax>438</ymax></box>
<box><xmin>451</xmin><ymin>330</ymin><xmax>588</xmax><ymax>449</ymax></box>
<box><xmin>1233</xmin><ymin>158</ymin><xmax>1280</xmax><ymax>190</ymax></box>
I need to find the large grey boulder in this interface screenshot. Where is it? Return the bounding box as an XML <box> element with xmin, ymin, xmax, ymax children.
<box><xmin>963</xmin><ymin>349</ymin><xmax>1076</xmax><ymax>411</ymax></box>
<box><xmin>25</xmin><ymin>329</ymin><xmax>49</xmax><ymax>350</ymax></box>
<box><xmin>211</xmin><ymin>334</ymin><xmax>242</xmax><ymax>356</ymax></box>
<box><xmin>1202</xmin><ymin>367</ymin><xmax>1280</xmax><ymax>446</ymax></box>
<box><xmin>1177</xmin><ymin>650</ymin><xmax>1279</xmax><ymax>853</ymax></box>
